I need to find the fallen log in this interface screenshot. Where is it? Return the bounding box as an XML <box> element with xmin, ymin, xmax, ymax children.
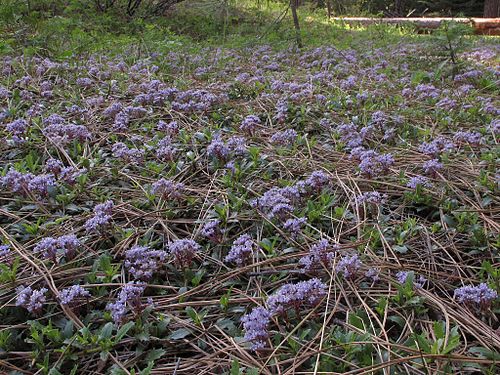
<box><xmin>331</xmin><ymin>17</ymin><xmax>500</xmax><ymax>35</ymax></box>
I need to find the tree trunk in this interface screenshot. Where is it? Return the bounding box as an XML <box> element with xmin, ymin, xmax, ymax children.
<box><xmin>290</xmin><ymin>0</ymin><xmax>302</xmax><ymax>48</ymax></box>
<box><xmin>326</xmin><ymin>0</ymin><xmax>332</xmax><ymax>18</ymax></box>
<box><xmin>484</xmin><ymin>0</ymin><xmax>500</xmax><ymax>17</ymax></box>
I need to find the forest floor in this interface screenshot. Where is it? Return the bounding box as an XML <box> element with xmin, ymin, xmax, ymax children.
<box><xmin>0</xmin><ymin>2</ymin><xmax>499</xmax><ymax>374</ymax></box>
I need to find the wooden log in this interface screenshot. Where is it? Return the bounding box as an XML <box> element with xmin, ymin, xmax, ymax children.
<box><xmin>330</xmin><ymin>17</ymin><xmax>500</xmax><ymax>35</ymax></box>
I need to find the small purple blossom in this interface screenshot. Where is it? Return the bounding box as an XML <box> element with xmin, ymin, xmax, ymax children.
<box><xmin>396</xmin><ymin>271</ymin><xmax>426</xmax><ymax>288</ymax></box>
<box><xmin>365</xmin><ymin>268</ymin><xmax>380</xmax><ymax>282</ymax></box>
<box><xmin>336</xmin><ymin>254</ymin><xmax>362</xmax><ymax>279</ymax></box>
<box><xmin>200</xmin><ymin>220</ymin><xmax>223</xmax><ymax>243</ymax></box>
<box><xmin>453</xmin><ymin>131</ymin><xmax>483</xmax><ymax>145</ymax></box>
<box><xmin>299</xmin><ymin>239</ymin><xmax>337</xmax><ymax>273</ymax></box>
<box><xmin>454</xmin><ymin>283</ymin><xmax>497</xmax><ymax>310</ymax></box>
<box><xmin>225</xmin><ymin>234</ymin><xmax>255</xmax><ymax>266</ymax></box>
<box><xmin>355</xmin><ymin>191</ymin><xmax>387</xmax><ymax>205</ymax></box>
<box><xmin>240</xmin><ymin>115</ymin><xmax>261</xmax><ymax>135</ymax></box>
<box><xmin>157</xmin><ymin>120</ymin><xmax>179</xmax><ymax>135</ymax></box>
<box><xmin>151</xmin><ymin>178</ymin><xmax>184</xmax><ymax>200</ymax></box>
<box><xmin>59</xmin><ymin>285</ymin><xmax>91</xmax><ymax>306</ymax></box>
<box><xmin>407</xmin><ymin>175</ymin><xmax>432</xmax><ymax>189</ymax></box>
<box><xmin>267</xmin><ymin>278</ymin><xmax>326</xmax><ymax>315</ymax></box>
<box><xmin>112</xmin><ymin>142</ymin><xmax>144</xmax><ymax>164</ymax></box>
<box><xmin>106</xmin><ymin>282</ymin><xmax>146</xmax><ymax>324</ymax></box>
<box><xmin>241</xmin><ymin>307</ymin><xmax>272</xmax><ymax>351</ymax></box>
<box><xmin>16</xmin><ymin>286</ymin><xmax>48</xmax><ymax>314</ymax></box>
<box><xmin>168</xmin><ymin>239</ymin><xmax>201</xmax><ymax>267</ymax></box>
<box><xmin>270</xmin><ymin>129</ymin><xmax>297</xmax><ymax>146</ymax></box>
<box><xmin>283</xmin><ymin>217</ymin><xmax>307</xmax><ymax>238</ymax></box>
<box><xmin>422</xmin><ymin>159</ymin><xmax>443</xmax><ymax>176</ymax></box>
<box><xmin>0</xmin><ymin>244</ymin><xmax>12</xmax><ymax>265</ymax></box>
<box><xmin>124</xmin><ymin>245</ymin><xmax>167</xmax><ymax>280</ymax></box>
<box><xmin>85</xmin><ymin>200</ymin><xmax>114</xmax><ymax>232</ymax></box>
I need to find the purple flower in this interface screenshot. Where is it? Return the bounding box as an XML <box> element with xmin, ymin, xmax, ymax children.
<box><xmin>43</xmin><ymin>123</ymin><xmax>90</xmax><ymax>144</ymax></box>
<box><xmin>27</xmin><ymin>174</ymin><xmax>56</xmax><ymax>196</ymax></box>
<box><xmin>336</xmin><ymin>254</ymin><xmax>362</xmax><ymax>279</ymax></box>
<box><xmin>354</xmin><ymin>149</ymin><xmax>394</xmax><ymax>178</ymax></box>
<box><xmin>396</xmin><ymin>271</ymin><xmax>426</xmax><ymax>288</ymax></box>
<box><xmin>355</xmin><ymin>191</ymin><xmax>387</xmax><ymax>205</ymax></box>
<box><xmin>1</xmin><ymin>169</ymin><xmax>34</xmax><ymax>195</ymax></box>
<box><xmin>6</xmin><ymin>119</ymin><xmax>28</xmax><ymax>142</ymax></box>
<box><xmin>200</xmin><ymin>220</ymin><xmax>223</xmax><ymax>243</ymax></box>
<box><xmin>419</xmin><ymin>137</ymin><xmax>455</xmax><ymax>156</ymax></box>
<box><xmin>299</xmin><ymin>239</ymin><xmax>337</xmax><ymax>273</ymax></box>
<box><xmin>241</xmin><ymin>307</ymin><xmax>272</xmax><ymax>351</ymax></box>
<box><xmin>407</xmin><ymin>175</ymin><xmax>432</xmax><ymax>189</ymax></box>
<box><xmin>0</xmin><ymin>244</ymin><xmax>12</xmax><ymax>265</ymax></box>
<box><xmin>34</xmin><ymin>235</ymin><xmax>80</xmax><ymax>262</ymax></box>
<box><xmin>270</xmin><ymin>129</ymin><xmax>297</xmax><ymax>146</ymax></box>
<box><xmin>59</xmin><ymin>285</ymin><xmax>91</xmax><ymax>306</ymax></box>
<box><xmin>454</xmin><ymin>283</ymin><xmax>497</xmax><ymax>310</ymax></box>
<box><xmin>225</xmin><ymin>234</ymin><xmax>255</xmax><ymax>266</ymax></box>
<box><xmin>303</xmin><ymin>170</ymin><xmax>330</xmax><ymax>192</ymax></box>
<box><xmin>240</xmin><ymin>115</ymin><xmax>261</xmax><ymax>135</ymax></box>
<box><xmin>267</xmin><ymin>278</ymin><xmax>326</xmax><ymax>315</ymax></box>
<box><xmin>251</xmin><ymin>187</ymin><xmax>300</xmax><ymax>220</ymax></box>
<box><xmin>151</xmin><ymin>178</ymin><xmax>184</xmax><ymax>200</ymax></box>
<box><xmin>85</xmin><ymin>200</ymin><xmax>114</xmax><ymax>232</ymax></box>
<box><xmin>112</xmin><ymin>142</ymin><xmax>144</xmax><ymax>164</ymax></box>
<box><xmin>157</xmin><ymin>120</ymin><xmax>179</xmax><ymax>135</ymax></box>
<box><xmin>168</xmin><ymin>239</ymin><xmax>200</xmax><ymax>267</ymax></box>
<box><xmin>103</xmin><ymin>102</ymin><xmax>123</xmax><ymax>118</ymax></box>
<box><xmin>283</xmin><ymin>217</ymin><xmax>307</xmax><ymax>238</ymax></box>
<box><xmin>124</xmin><ymin>245</ymin><xmax>167</xmax><ymax>280</ymax></box>
<box><xmin>106</xmin><ymin>282</ymin><xmax>146</xmax><ymax>324</ymax></box>
<box><xmin>76</xmin><ymin>77</ymin><xmax>93</xmax><ymax>88</ymax></box>
<box><xmin>207</xmin><ymin>136</ymin><xmax>230</xmax><ymax>161</ymax></box>
<box><xmin>453</xmin><ymin>131</ymin><xmax>483</xmax><ymax>145</ymax></box>
<box><xmin>156</xmin><ymin>137</ymin><xmax>177</xmax><ymax>162</ymax></box>
<box><xmin>365</xmin><ymin>268</ymin><xmax>380</xmax><ymax>282</ymax></box>
<box><xmin>16</xmin><ymin>286</ymin><xmax>48</xmax><ymax>314</ymax></box>
<box><xmin>422</xmin><ymin>159</ymin><xmax>443</xmax><ymax>176</ymax></box>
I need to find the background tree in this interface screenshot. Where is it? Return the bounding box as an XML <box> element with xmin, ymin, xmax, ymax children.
<box><xmin>483</xmin><ymin>0</ymin><xmax>499</xmax><ymax>17</ymax></box>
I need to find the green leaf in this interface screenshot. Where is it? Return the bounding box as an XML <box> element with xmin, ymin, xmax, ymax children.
<box><xmin>144</xmin><ymin>349</ymin><xmax>166</xmax><ymax>362</ymax></box>
<box><xmin>168</xmin><ymin>328</ymin><xmax>192</xmax><ymax>340</ymax></box>
<box><xmin>99</xmin><ymin>323</ymin><xmax>114</xmax><ymax>341</ymax></box>
<box><xmin>230</xmin><ymin>359</ymin><xmax>240</xmax><ymax>375</ymax></box>
<box><xmin>115</xmin><ymin>322</ymin><xmax>135</xmax><ymax>342</ymax></box>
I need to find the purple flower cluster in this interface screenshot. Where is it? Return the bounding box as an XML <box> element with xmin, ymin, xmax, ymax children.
<box><xmin>34</xmin><ymin>234</ymin><xmax>80</xmax><ymax>262</ymax></box>
<box><xmin>112</xmin><ymin>142</ymin><xmax>145</xmax><ymax>164</ymax></box>
<box><xmin>59</xmin><ymin>285</ymin><xmax>91</xmax><ymax>306</ymax></box>
<box><xmin>0</xmin><ymin>244</ymin><xmax>11</xmax><ymax>264</ymax></box>
<box><xmin>241</xmin><ymin>307</ymin><xmax>272</xmax><ymax>351</ymax></box>
<box><xmin>355</xmin><ymin>191</ymin><xmax>387</xmax><ymax>205</ymax></box>
<box><xmin>267</xmin><ymin>278</ymin><xmax>326</xmax><ymax>315</ymax></box>
<box><xmin>283</xmin><ymin>217</ymin><xmax>307</xmax><ymax>238</ymax></box>
<box><xmin>353</xmin><ymin>149</ymin><xmax>394</xmax><ymax>177</ymax></box>
<box><xmin>200</xmin><ymin>220</ymin><xmax>223</xmax><ymax>243</ymax></box>
<box><xmin>157</xmin><ymin>120</ymin><xmax>179</xmax><ymax>135</ymax></box>
<box><xmin>240</xmin><ymin>115</ymin><xmax>261</xmax><ymax>135</ymax></box>
<box><xmin>419</xmin><ymin>136</ymin><xmax>455</xmax><ymax>156</ymax></box>
<box><xmin>5</xmin><ymin>119</ymin><xmax>28</xmax><ymax>143</ymax></box>
<box><xmin>422</xmin><ymin>159</ymin><xmax>443</xmax><ymax>176</ymax></box>
<box><xmin>453</xmin><ymin>131</ymin><xmax>483</xmax><ymax>145</ymax></box>
<box><xmin>106</xmin><ymin>282</ymin><xmax>146</xmax><ymax>324</ymax></box>
<box><xmin>151</xmin><ymin>178</ymin><xmax>184</xmax><ymax>200</ymax></box>
<box><xmin>168</xmin><ymin>239</ymin><xmax>201</xmax><ymax>267</ymax></box>
<box><xmin>84</xmin><ymin>200</ymin><xmax>114</xmax><ymax>232</ymax></box>
<box><xmin>44</xmin><ymin>158</ymin><xmax>86</xmax><ymax>185</ymax></box>
<box><xmin>156</xmin><ymin>137</ymin><xmax>177</xmax><ymax>161</ymax></box>
<box><xmin>299</xmin><ymin>239</ymin><xmax>336</xmax><ymax>273</ymax></box>
<box><xmin>407</xmin><ymin>175</ymin><xmax>432</xmax><ymax>189</ymax></box>
<box><xmin>225</xmin><ymin>234</ymin><xmax>255</xmax><ymax>266</ymax></box>
<box><xmin>16</xmin><ymin>286</ymin><xmax>48</xmax><ymax>314</ymax></box>
<box><xmin>250</xmin><ymin>187</ymin><xmax>297</xmax><ymax>220</ymax></box>
<box><xmin>0</xmin><ymin>169</ymin><xmax>56</xmax><ymax>197</ymax></box>
<box><xmin>270</xmin><ymin>129</ymin><xmax>297</xmax><ymax>146</ymax></box>
<box><xmin>43</xmin><ymin>122</ymin><xmax>90</xmax><ymax>144</ymax></box>
<box><xmin>124</xmin><ymin>245</ymin><xmax>167</xmax><ymax>280</ymax></box>
<box><xmin>396</xmin><ymin>271</ymin><xmax>426</xmax><ymax>288</ymax></box>
<box><xmin>336</xmin><ymin>254</ymin><xmax>362</xmax><ymax>279</ymax></box>
<box><xmin>454</xmin><ymin>283</ymin><xmax>497</xmax><ymax>310</ymax></box>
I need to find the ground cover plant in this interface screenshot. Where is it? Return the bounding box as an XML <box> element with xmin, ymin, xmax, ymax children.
<box><xmin>0</xmin><ymin>1</ymin><xmax>499</xmax><ymax>374</ymax></box>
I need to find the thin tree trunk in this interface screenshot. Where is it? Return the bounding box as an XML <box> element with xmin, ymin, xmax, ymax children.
<box><xmin>326</xmin><ymin>0</ymin><xmax>332</xmax><ymax>19</ymax></box>
<box><xmin>484</xmin><ymin>0</ymin><xmax>499</xmax><ymax>17</ymax></box>
<box><xmin>290</xmin><ymin>0</ymin><xmax>302</xmax><ymax>48</ymax></box>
